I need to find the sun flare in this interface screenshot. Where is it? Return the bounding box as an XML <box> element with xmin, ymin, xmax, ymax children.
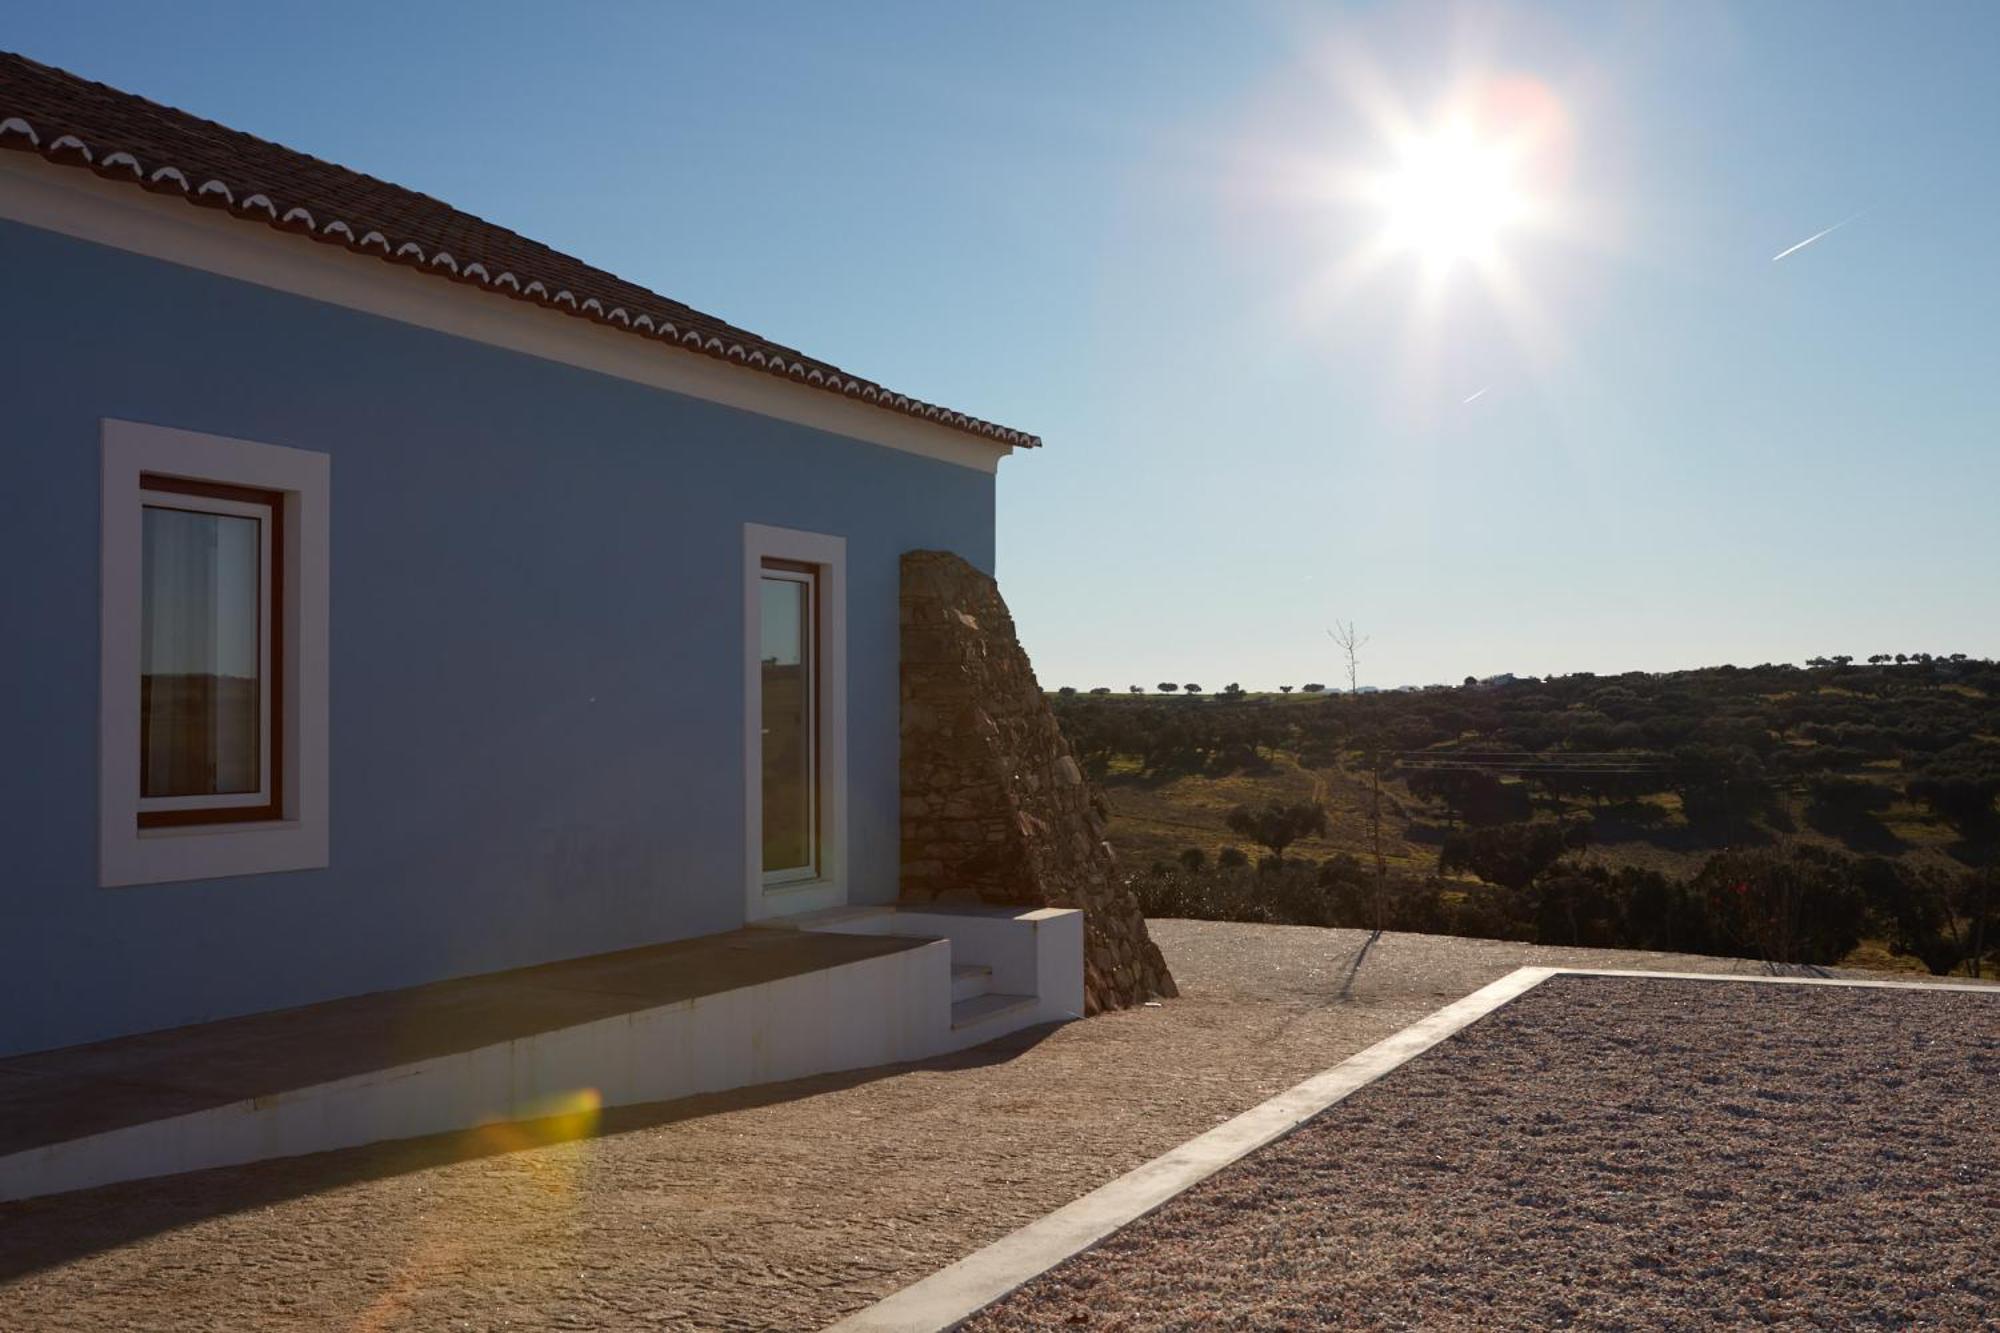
<box><xmin>1375</xmin><ymin>124</ymin><xmax>1529</xmax><ymax>270</ymax></box>
<box><xmin>1272</xmin><ymin>64</ymin><xmax>1586</xmax><ymax>401</ymax></box>
<box><xmin>1313</xmin><ymin>70</ymin><xmax>1573</xmax><ymax>301</ymax></box>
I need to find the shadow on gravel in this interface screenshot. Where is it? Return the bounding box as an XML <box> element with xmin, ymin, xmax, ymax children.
<box><xmin>1337</xmin><ymin>931</ymin><xmax>1382</xmax><ymax>1000</ymax></box>
<box><xmin>0</xmin><ymin>1022</ymin><xmax>1063</xmax><ymax>1283</ymax></box>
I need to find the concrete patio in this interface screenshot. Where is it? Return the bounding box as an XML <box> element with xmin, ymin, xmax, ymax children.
<box><xmin>0</xmin><ymin>906</ymin><xmax>1086</xmax><ymax>1203</ymax></box>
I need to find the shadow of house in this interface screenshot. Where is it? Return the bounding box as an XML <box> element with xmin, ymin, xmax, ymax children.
<box><xmin>0</xmin><ymin>1022</ymin><xmax>1060</xmax><ymax>1283</ymax></box>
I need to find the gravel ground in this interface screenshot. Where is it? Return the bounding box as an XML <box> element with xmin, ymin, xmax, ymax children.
<box><xmin>0</xmin><ymin>924</ymin><xmax>1973</xmax><ymax>1332</ymax></box>
<box><xmin>966</xmin><ymin>975</ymin><xmax>2000</xmax><ymax>1331</ymax></box>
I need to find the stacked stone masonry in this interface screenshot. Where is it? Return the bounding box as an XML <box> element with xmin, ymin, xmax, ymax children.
<box><xmin>899</xmin><ymin>550</ymin><xmax>1176</xmax><ymax>1013</ymax></box>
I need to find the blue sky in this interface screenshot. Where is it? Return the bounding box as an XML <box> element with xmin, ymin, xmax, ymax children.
<box><xmin>15</xmin><ymin>2</ymin><xmax>1996</xmax><ymax>688</ymax></box>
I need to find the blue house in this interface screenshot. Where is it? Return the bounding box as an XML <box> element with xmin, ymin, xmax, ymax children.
<box><xmin>0</xmin><ymin>52</ymin><xmax>1089</xmax><ymax>1198</ymax></box>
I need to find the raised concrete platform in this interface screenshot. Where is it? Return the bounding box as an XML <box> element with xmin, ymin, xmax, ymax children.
<box><xmin>0</xmin><ymin>907</ymin><xmax>1083</xmax><ymax>1202</ymax></box>
<box><xmin>0</xmin><ymin>930</ymin><xmax>921</xmax><ymax>1158</ymax></box>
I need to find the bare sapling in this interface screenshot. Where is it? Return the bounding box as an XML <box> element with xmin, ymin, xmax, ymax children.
<box><xmin>1327</xmin><ymin>621</ymin><xmax>1368</xmax><ymax>696</ymax></box>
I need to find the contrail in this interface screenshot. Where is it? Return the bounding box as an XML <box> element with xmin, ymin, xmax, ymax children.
<box><xmin>1772</xmin><ymin>215</ymin><xmax>1856</xmax><ymax>262</ymax></box>
<box><xmin>1462</xmin><ymin>386</ymin><xmax>1489</xmax><ymax>404</ymax></box>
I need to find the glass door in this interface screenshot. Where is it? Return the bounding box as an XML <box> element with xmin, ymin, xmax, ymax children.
<box><xmin>759</xmin><ymin>561</ymin><xmax>818</xmax><ymax>885</ymax></box>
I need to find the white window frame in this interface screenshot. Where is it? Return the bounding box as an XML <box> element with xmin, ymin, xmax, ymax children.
<box><xmin>758</xmin><ymin>562</ymin><xmax>821</xmax><ymax>888</ymax></box>
<box><xmin>100</xmin><ymin>419</ymin><xmax>330</xmax><ymax>887</ymax></box>
<box><xmin>135</xmin><ymin>486</ymin><xmax>275</xmax><ymax>818</ymax></box>
<box><xmin>742</xmin><ymin>523</ymin><xmax>846</xmax><ymax>922</ymax></box>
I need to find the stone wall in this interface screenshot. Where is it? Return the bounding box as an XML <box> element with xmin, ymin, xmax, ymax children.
<box><xmin>900</xmin><ymin>550</ymin><xmax>1176</xmax><ymax>1013</ymax></box>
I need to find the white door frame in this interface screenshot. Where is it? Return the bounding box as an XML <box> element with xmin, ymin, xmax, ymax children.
<box><xmin>742</xmin><ymin>522</ymin><xmax>847</xmax><ymax>922</ymax></box>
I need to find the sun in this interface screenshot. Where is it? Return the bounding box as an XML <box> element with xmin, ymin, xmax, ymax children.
<box><xmin>1322</xmin><ymin>73</ymin><xmax>1572</xmax><ymax>294</ymax></box>
<box><xmin>1375</xmin><ymin>124</ymin><xmax>1529</xmax><ymax>270</ymax></box>
<box><xmin>1257</xmin><ymin>63</ymin><xmax>1587</xmax><ymax>400</ymax></box>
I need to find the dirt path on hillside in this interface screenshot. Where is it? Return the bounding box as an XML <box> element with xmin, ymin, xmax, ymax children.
<box><xmin>0</xmin><ymin>925</ymin><xmax>1960</xmax><ymax>1333</ymax></box>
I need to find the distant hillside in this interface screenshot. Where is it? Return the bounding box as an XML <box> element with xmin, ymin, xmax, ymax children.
<box><xmin>1048</xmin><ymin>657</ymin><xmax>1999</xmax><ymax>976</ymax></box>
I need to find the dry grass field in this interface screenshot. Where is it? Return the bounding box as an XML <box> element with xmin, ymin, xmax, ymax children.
<box><xmin>1102</xmin><ymin>748</ymin><xmax>1970</xmax><ymax>888</ymax></box>
<box><xmin>1101</xmin><ymin>752</ymin><xmax>1430</xmax><ymax>873</ymax></box>
<box><xmin>1082</xmin><ymin>680</ymin><xmax>1994</xmax><ymax>979</ymax></box>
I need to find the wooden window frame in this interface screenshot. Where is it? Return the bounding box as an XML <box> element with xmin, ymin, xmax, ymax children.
<box><xmin>136</xmin><ymin>475</ymin><xmax>286</xmax><ymax>829</ymax></box>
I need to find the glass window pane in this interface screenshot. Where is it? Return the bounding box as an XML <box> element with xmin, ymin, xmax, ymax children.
<box><xmin>761</xmin><ymin>574</ymin><xmax>814</xmax><ymax>874</ymax></box>
<box><xmin>141</xmin><ymin>505</ymin><xmax>262</xmax><ymax>797</ymax></box>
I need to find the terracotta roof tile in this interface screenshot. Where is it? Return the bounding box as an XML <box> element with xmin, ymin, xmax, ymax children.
<box><xmin>0</xmin><ymin>50</ymin><xmax>1038</xmax><ymax>449</ymax></box>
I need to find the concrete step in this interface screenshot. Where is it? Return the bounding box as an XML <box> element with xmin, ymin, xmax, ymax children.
<box><xmin>950</xmin><ymin>963</ymin><xmax>993</xmax><ymax>1003</ymax></box>
<box><xmin>950</xmin><ymin>991</ymin><xmax>1036</xmax><ymax>1033</ymax></box>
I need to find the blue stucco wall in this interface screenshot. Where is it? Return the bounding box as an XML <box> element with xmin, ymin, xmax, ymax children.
<box><xmin>0</xmin><ymin>218</ymin><xmax>996</xmax><ymax>1056</ymax></box>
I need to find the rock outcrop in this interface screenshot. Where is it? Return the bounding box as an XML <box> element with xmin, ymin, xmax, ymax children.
<box><xmin>900</xmin><ymin>550</ymin><xmax>1176</xmax><ymax>1013</ymax></box>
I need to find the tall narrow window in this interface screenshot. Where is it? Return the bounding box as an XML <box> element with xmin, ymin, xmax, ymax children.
<box><xmin>137</xmin><ymin>476</ymin><xmax>282</xmax><ymax>827</ymax></box>
<box><xmin>760</xmin><ymin>560</ymin><xmax>818</xmax><ymax>882</ymax></box>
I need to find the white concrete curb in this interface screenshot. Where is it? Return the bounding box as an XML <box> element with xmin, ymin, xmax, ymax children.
<box><xmin>828</xmin><ymin>964</ymin><xmax>1995</xmax><ymax>1332</ymax></box>
<box><xmin>828</xmin><ymin>965</ymin><xmax>1553</xmax><ymax>1332</ymax></box>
